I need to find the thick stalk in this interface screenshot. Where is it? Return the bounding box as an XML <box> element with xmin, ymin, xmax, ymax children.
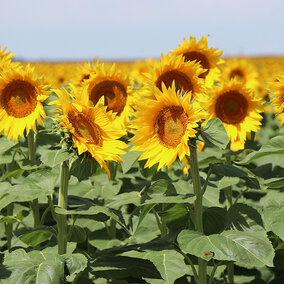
<box><xmin>5</xmin><ymin>203</ymin><xmax>14</xmax><ymax>251</ymax></box>
<box><xmin>28</xmin><ymin>131</ymin><xmax>40</xmax><ymax>227</ymax></box>
<box><xmin>188</xmin><ymin>140</ymin><xmax>207</xmax><ymax>284</ymax></box>
<box><xmin>225</xmin><ymin>153</ymin><xmax>234</xmax><ymax>283</ymax></box>
<box><xmin>57</xmin><ymin>160</ymin><xmax>70</xmax><ymax>255</ymax></box>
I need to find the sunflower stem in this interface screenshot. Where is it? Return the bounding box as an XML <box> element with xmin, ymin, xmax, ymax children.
<box><xmin>224</xmin><ymin>152</ymin><xmax>234</xmax><ymax>283</ymax></box>
<box><xmin>57</xmin><ymin>160</ymin><xmax>70</xmax><ymax>255</ymax></box>
<box><xmin>5</xmin><ymin>203</ymin><xmax>14</xmax><ymax>251</ymax></box>
<box><xmin>28</xmin><ymin>131</ymin><xmax>40</xmax><ymax>227</ymax></box>
<box><xmin>188</xmin><ymin>139</ymin><xmax>207</xmax><ymax>284</ymax></box>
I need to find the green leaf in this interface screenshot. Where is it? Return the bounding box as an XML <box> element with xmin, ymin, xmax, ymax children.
<box><xmin>263</xmin><ymin>200</ymin><xmax>284</xmax><ymax>240</ymax></box>
<box><xmin>3</xmin><ymin>249</ymin><xmax>64</xmax><ymax>284</ymax></box>
<box><xmin>238</xmin><ymin>135</ymin><xmax>284</xmax><ymax>165</ymax></box>
<box><xmin>201</xmin><ymin>118</ymin><xmax>230</xmax><ymax>149</ymax></box>
<box><xmin>218</xmin><ymin>177</ymin><xmax>240</xmax><ymax>190</ymax></box>
<box><xmin>178</xmin><ymin>229</ymin><xmax>274</xmax><ymax>267</ymax></box>
<box><xmin>203</xmin><ymin>207</ymin><xmax>226</xmax><ymax>235</ymax></box>
<box><xmin>69</xmin><ymin>225</ymin><xmax>87</xmax><ymax>243</ymax></box>
<box><xmin>0</xmin><ymin>183</ymin><xmax>52</xmax><ymax>210</ymax></box>
<box><xmin>70</xmin><ymin>158</ymin><xmax>97</xmax><ymax>181</ymax></box>
<box><xmin>40</xmin><ymin>148</ymin><xmax>72</xmax><ymax>168</ymax></box>
<box><xmin>16</xmin><ymin>227</ymin><xmax>55</xmax><ymax>247</ymax></box>
<box><xmin>225</xmin><ymin>203</ymin><xmax>264</xmax><ymax>231</ymax></box>
<box><xmin>210</xmin><ymin>164</ymin><xmax>248</xmax><ymax>178</ymax></box>
<box><xmin>123</xmin><ymin>250</ymin><xmax>189</xmax><ymax>284</ymax></box>
<box><xmin>264</xmin><ymin>177</ymin><xmax>284</xmax><ymax>189</ymax></box>
<box><xmin>121</xmin><ymin>150</ymin><xmax>141</xmax><ymax>173</ymax></box>
<box><xmin>90</xmin><ymin>256</ymin><xmax>162</xmax><ymax>280</ymax></box>
<box><xmin>64</xmin><ymin>253</ymin><xmax>88</xmax><ymax>277</ymax></box>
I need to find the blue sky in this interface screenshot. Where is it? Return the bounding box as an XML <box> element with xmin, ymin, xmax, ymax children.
<box><xmin>0</xmin><ymin>0</ymin><xmax>283</xmax><ymax>61</ymax></box>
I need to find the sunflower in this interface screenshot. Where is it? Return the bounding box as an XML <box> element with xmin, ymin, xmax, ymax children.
<box><xmin>269</xmin><ymin>75</ymin><xmax>284</xmax><ymax>124</ymax></box>
<box><xmin>206</xmin><ymin>79</ymin><xmax>263</xmax><ymax>150</ymax></box>
<box><xmin>0</xmin><ymin>46</ymin><xmax>20</xmax><ymax>74</ymax></box>
<box><xmin>79</xmin><ymin>63</ymin><xmax>135</xmax><ymax>128</ymax></box>
<box><xmin>171</xmin><ymin>36</ymin><xmax>223</xmax><ymax>86</ymax></box>
<box><xmin>53</xmin><ymin>87</ymin><xmax>127</xmax><ymax>176</ymax></box>
<box><xmin>0</xmin><ymin>64</ymin><xmax>49</xmax><ymax>142</ymax></box>
<box><xmin>130</xmin><ymin>83</ymin><xmax>202</xmax><ymax>170</ymax></box>
<box><xmin>222</xmin><ymin>58</ymin><xmax>261</xmax><ymax>94</ymax></box>
<box><xmin>143</xmin><ymin>53</ymin><xmax>205</xmax><ymax>101</ymax></box>
<box><xmin>72</xmin><ymin>61</ymin><xmax>99</xmax><ymax>87</ymax></box>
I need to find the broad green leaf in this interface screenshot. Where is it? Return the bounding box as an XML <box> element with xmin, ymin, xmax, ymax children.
<box><xmin>201</xmin><ymin>118</ymin><xmax>230</xmax><ymax>149</ymax></box>
<box><xmin>218</xmin><ymin>177</ymin><xmax>240</xmax><ymax>190</ymax></box>
<box><xmin>0</xmin><ymin>183</ymin><xmax>51</xmax><ymax>210</ymax></box>
<box><xmin>107</xmin><ymin>191</ymin><xmax>141</xmax><ymax>208</ymax></box>
<box><xmin>40</xmin><ymin>148</ymin><xmax>73</xmax><ymax>168</ymax></box>
<box><xmin>264</xmin><ymin>177</ymin><xmax>284</xmax><ymax>189</ymax></box>
<box><xmin>225</xmin><ymin>203</ymin><xmax>264</xmax><ymax>231</ymax></box>
<box><xmin>210</xmin><ymin>164</ymin><xmax>248</xmax><ymax>178</ymax></box>
<box><xmin>69</xmin><ymin>225</ymin><xmax>87</xmax><ymax>243</ymax></box>
<box><xmin>238</xmin><ymin>135</ymin><xmax>284</xmax><ymax>165</ymax></box>
<box><xmin>121</xmin><ymin>150</ymin><xmax>141</xmax><ymax>173</ymax></box>
<box><xmin>263</xmin><ymin>200</ymin><xmax>284</xmax><ymax>240</ymax></box>
<box><xmin>90</xmin><ymin>256</ymin><xmax>162</xmax><ymax>280</ymax></box>
<box><xmin>64</xmin><ymin>253</ymin><xmax>88</xmax><ymax>277</ymax></box>
<box><xmin>70</xmin><ymin>158</ymin><xmax>97</xmax><ymax>181</ymax></box>
<box><xmin>203</xmin><ymin>207</ymin><xmax>226</xmax><ymax>235</ymax></box>
<box><xmin>16</xmin><ymin>227</ymin><xmax>55</xmax><ymax>247</ymax></box>
<box><xmin>178</xmin><ymin>229</ymin><xmax>274</xmax><ymax>267</ymax></box>
<box><xmin>3</xmin><ymin>249</ymin><xmax>64</xmax><ymax>284</ymax></box>
<box><xmin>124</xmin><ymin>250</ymin><xmax>189</xmax><ymax>284</ymax></box>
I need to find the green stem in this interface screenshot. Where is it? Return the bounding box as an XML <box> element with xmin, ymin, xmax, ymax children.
<box><xmin>177</xmin><ymin>249</ymin><xmax>198</xmax><ymax>284</ymax></box>
<box><xmin>152</xmin><ymin>208</ymin><xmax>167</xmax><ymax>237</ymax></box>
<box><xmin>5</xmin><ymin>203</ymin><xmax>14</xmax><ymax>251</ymax></box>
<box><xmin>227</xmin><ymin>262</ymin><xmax>234</xmax><ymax>283</ymax></box>
<box><xmin>57</xmin><ymin>160</ymin><xmax>70</xmax><ymax>255</ymax></box>
<box><xmin>224</xmin><ymin>153</ymin><xmax>234</xmax><ymax>283</ymax></box>
<box><xmin>28</xmin><ymin>131</ymin><xmax>40</xmax><ymax>227</ymax></box>
<box><xmin>188</xmin><ymin>139</ymin><xmax>207</xmax><ymax>284</ymax></box>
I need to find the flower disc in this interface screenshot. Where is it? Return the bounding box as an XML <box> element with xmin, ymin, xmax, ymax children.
<box><xmin>89</xmin><ymin>80</ymin><xmax>127</xmax><ymax>115</ymax></box>
<box><xmin>155</xmin><ymin>106</ymin><xmax>188</xmax><ymax>148</ymax></box>
<box><xmin>156</xmin><ymin>70</ymin><xmax>194</xmax><ymax>95</ymax></box>
<box><xmin>2</xmin><ymin>80</ymin><xmax>37</xmax><ymax>118</ymax></box>
<box><xmin>68</xmin><ymin>108</ymin><xmax>102</xmax><ymax>146</ymax></box>
<box><xmin>215</xmin><ymin>90</ymin><xmax>248</xmax><ymax>124</ymax></box>
<box><xmin>183</xmin><ymin>51</ymin><xmax>210</xmax><ymax>78</ymax></box>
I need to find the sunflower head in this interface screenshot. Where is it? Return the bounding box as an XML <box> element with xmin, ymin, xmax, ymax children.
<box><xmin>268</xmin><ymin>75</ymin><xmax>284</xmax><ymax>124</ymax></box>
<box><xmin>171</xmin><ymin>36</ymin><xmax>223</xmax><ymax>86</ymax></box>
<box><xmin>130</xmin><ymin>84</ymin><xmax>203</xmax><ymax>170</ymax></box>
<box><xmin>0</xmin><ymin>64</ymin><xmax>49</xmax><ymax>142</ymax></box>
<box><xmin>53</xmin><ymin>87</ymin><xmax>127</xmax><ymax>176</ymax></box>
<box><xmin>206</xmin><ymin>79</ymin><xmax>263</xmax><ymax>150</ymax></box>
<box><xmin>142</xmin><ymin>53</ymin><xmax>206</xmax><ymax>101</ymax></box>
<box><xmin>79</xmin><ymin>63</ymin><xmax>135</xmax><ymax>129</ymax></box>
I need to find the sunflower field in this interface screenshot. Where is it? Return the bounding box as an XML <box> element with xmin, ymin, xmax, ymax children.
<box><xmin>0</xmin><ymin>37</ymin><xmax>284</xmax><ymax>284</ymax></box>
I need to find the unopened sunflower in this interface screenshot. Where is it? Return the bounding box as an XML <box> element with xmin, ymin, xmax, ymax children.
<box><xmin>269</xmin><ymin>75</ymin><xmax>284</xmax><ymax>124</ymax></box>
<box><xmin>206</xmin><ymin>80</ymin><xmax>263</xmax><ymax>150</ymax></box>
<box><xmin>171</xmin><ymin>36</ymin><xmax>223</xmax><ymax>86</ymax></box>
<box><xmin>79</xmin><ymin>63</ymin><xmax>135</xmax><ymax>128</ymax></box>
<box><xmin>130</xmin><ymin>83</ymin><xmax>202</xmax><ymax>170</ymax></box>
<box><xmin>143</xmin><ymin>53</ymin><xmax>205</xmax><ymax>101</ymax></box>
<box><xmin>0</xmin><ymin>65</ymin><xmax>49</xmax><ymax>142</ymax></box>
<box><xmin>53</xmin><ymin>87</ymin><xmax>127</xmax><ymax>176</ymax></box>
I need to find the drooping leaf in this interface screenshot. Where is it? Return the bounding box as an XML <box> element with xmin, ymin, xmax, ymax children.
<box><xmin>201</xmin><ymin>118</ymin><xmax>230</xmax><ymax>150</ymax></box>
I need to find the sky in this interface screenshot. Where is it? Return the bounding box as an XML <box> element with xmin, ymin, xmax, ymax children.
<box><xmin>0</xmin><ymin>0</ymin><xmax>283</xmax><ymax>61</ymax></box>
